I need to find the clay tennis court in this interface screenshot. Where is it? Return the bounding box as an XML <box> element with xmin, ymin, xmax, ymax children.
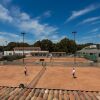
<box><xmin>0</xmin><ymin>65</ymin><xmax>42</xmax><ymax>87</ymax></box>
<box><xmin>36</xmin><ymin>67</ymin><xmax>100</xmax><ymax>91</ymax></box>
<box><xmin>17</xmin><ymin>56</ymin><xmax>90</xmax><ymax>63</ymax></box>
<box><xmin>0</xmin><ymin>65</ymin><xmax>100</xmax><ymax>91</ymax></box>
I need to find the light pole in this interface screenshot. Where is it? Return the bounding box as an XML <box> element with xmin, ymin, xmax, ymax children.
<box><xmin>5</xmin><ymin>41</ymin><xmax>7</xmax><ymax>56</ymax></box>
<box><xmin>1</xmin><ymin>40</ymin><xmax>5</xmax><ymax>56</ymax></box>
<box><xmin>72</xmin><ymin>31</ymin><xmax>77</xmax><ymax>67</ymax></box>
<box><xmin>21</xmin><ymin>32</ymin><xmax>26</xmax><ymax>64</ymax></box>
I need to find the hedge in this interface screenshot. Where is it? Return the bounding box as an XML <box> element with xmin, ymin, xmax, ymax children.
<box><xmin>84</xmin><ymin>54</ymin><xmax>97</xmax><ymax>62</ymax></box>
<box><xmin>0</xmin><ymin>55</ymin><xmax>25</xmax><ymax>61</ymax></box>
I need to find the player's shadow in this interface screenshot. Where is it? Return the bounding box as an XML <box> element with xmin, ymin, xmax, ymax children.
<box><xmin>73</xmin><ymin>76</ymin><xmax>77</xmax><ymax>79</ymax></box>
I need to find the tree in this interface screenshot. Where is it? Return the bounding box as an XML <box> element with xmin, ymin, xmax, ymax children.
<box><xmin>16</xmin><ymin>42</ymin><xmax>30</xmax><ymax>47</ymax></box>
<box><xmin>0</xmin><ymin>46</ymin><xmax>3</xmax><ymax>52</ymax></box>
<box><xmin>52</xmin><ymin>43</ymin><xmax>59</xmax><ymax>52</ymax></box>
<box><xmin>33</xmin><ymin>38</ymin><xmax>78</xmax><ymax>53</ymax></box>
<box><xmin>67</xmin><ymin>40</ymin><xmax>76</xmax><ymax>53</ymax></box>
<box><xmin>40</xmin><ymin>39</ymin><xmax>53</xmax><ymax>52</ymax></box>
<box><xmin>33</xmin><ymin>40</ymin><xmax>41</xmax><ymax>47</ymax></box>
<box><xmin>4</xmin><ymin>42</ymin><xmax>30</xmax><ymax>51</ymax></box>
<box><xmin>58</xmin><ymin>38</ymin><xmax>69</xmax><ymax>53</ymax></box>
<box><xmin>77</xmin><ymin>43</ymin><xmax>94</xmax><ymax>51</ymax></box>
<box><xmin>7</xmin><ymin>42</ymin><xmax>17</xmax><ymax>50</ymax></box>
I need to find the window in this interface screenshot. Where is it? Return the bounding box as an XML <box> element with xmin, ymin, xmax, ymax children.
<box><xmin>90</xmin><ymin>53</ymin><xmax>93</xmax><ymax>55</ymax></box>
<box><xmin>9</xmin><ymin>53</ymin><xmax>12</xmax><ymax>55</ymax></box>
<box><xmin>99</xmin><ymin>53</ymin><xmax>100</xmax><ymax>57</ymax></box>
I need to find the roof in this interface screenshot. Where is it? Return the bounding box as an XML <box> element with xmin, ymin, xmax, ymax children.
<box><xmin>51</xmin><ymin>52</ymin><xmax>66</xmax><ymax>53</ymax></box>
<box><xmin>31</xmin><ymin>51</ymin><xmax>49</xmax><ymax>53</ymax></box>
<box><xmin>0</xmin><ymin>86</ymin><xmax>100</xmax><ymax>99</ymax></box>
<box><xmin>84</xmin><ymin>45</ymin><xmax>97</xmax><ymax>49</ymax></box>
<box><xmin>14</xmin><ymin>47</ymin><xmax>41</xmax><ymax>50</ymax></box>
<box><xmin>77</xmin><ymin>49</ymin><xmax>100</xmax><ymax>53</ymax></box>
<box><xmin>0</xmin><ymin>52</ymin><xmax>3</xmax><ymax>54</ymax></box>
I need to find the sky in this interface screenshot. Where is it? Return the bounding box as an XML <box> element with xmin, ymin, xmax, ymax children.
<box><xmin>0</xmin><ymin>0</ymin><xmax>100</xmax><ymax>45</ymax></box>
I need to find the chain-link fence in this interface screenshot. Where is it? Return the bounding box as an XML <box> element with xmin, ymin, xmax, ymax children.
<box><xmin>0</xmin><ymin>59</ymin><xmax>100</xmax><ymax>67</ymax></box>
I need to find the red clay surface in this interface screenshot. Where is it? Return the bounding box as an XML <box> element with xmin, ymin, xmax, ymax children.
<box><xmin>17</xmin><ymin>56</ymin><xmax>90</xmax><ymax>63</ymax></box>
<box><xmin>0</xmin><ymin>65</ymin><xmax>100</xmax><ymax>91</ymax></box>
<box><xmin>36</xmin><ymin>67</ymin><xmax>100</xmax><ymax>91</ymax></box>
<box><xmin>0</xmin><ymin>65</ymin><xmax>42</xmax><ymax>87</ymax></box>
<box><xmin>19</xmin><ymin>57</ymin><xmax>89</xmax><ymax>62</ymax></box>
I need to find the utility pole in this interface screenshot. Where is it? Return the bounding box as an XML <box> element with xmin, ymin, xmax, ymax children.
<box><xmin>21</xmin><ymin>33</ymin><xmax>26</xmax><ymax>64</ymax></box>
<box><xmin>2</xmin><ymin>43</ymin><xmax>4</xmax><ymax>56</ymax></box>
<box><xmin>72</xmin><ymin>31</ymin><xmax>77</xmax><ymax>67</ymax></box>
<box><xmin>5</xmin><ymin>41</ymin><xmax>7</xmax><ymax>56</ymax></box>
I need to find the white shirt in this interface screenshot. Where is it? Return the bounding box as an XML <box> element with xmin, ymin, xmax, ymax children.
<box><xmin>49</xmin><ymin>53</ymin><xmax>52</xmax><ymax>57</ymax></box>
<box><xmin>72</xmin><ymin>69</ymin><xmax>75</xmax><ymax>74</ymax></box>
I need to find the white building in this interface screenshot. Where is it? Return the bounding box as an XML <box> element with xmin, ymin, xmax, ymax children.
<box><xmin>0</xmin><ymin>52</ymin><xmax>3</xmax><ymax>58</ymax></box>
<box><xmin>4</xmin><ymin>47</ymin><xmax>49</xmax><ymax>56</ymax></box>
<box><xmin>77</xmin><ymin>45</ymin><xmax>100</xmax><ymax>62</ymax></box>
<box><xmin>4</xmin><ymin>47</ymin><xmax>67</xmax><ymax>57</ymax></box>
<box><xmin>51</xmin><ymin>52</ymin><xmax>66</xmax><ymax>57</ymax></box>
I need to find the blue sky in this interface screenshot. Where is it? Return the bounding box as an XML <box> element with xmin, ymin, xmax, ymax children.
<box><xmin>0</xmin><ymin>0</ymin><xmax>100</xmax><ymax>45</ymax></box>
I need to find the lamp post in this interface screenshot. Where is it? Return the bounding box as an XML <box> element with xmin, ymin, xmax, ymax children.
<box><xmin>5</xmin><ymin>41</ymin><xmax>7</xmax><ymax>55</ymax></box>
<box><xmin>2</xmin><ymin>44</ymin><xmax>4</xmax><ymax>56</ymax></box>
<box><xmin>72</xmin><ymin>31</ymin><xmax>77</xmax><ymax>67</ymax></box>
<box><xmin>1</xmin><ymin>41</ymin><xmax>4</xmax><ymax>56</ymax></box>
<box><xmin>21</xmin><ymin>32</ymin><xmax>26</xmax><ymax>64</ymax></box>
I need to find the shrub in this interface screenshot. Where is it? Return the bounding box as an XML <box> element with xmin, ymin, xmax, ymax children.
<box><xmin>19</xmin><ymin>83</ymin><xmax>25</xmax><ymax>88</ymax></box>
<box><xmin>84</xmin><ymin>54</ymin><xmax>97</xmax><ymax>62</ymax></box>
<box><xmin>0</xmin><ymin>55</ymin><xmax>25</xmax><ymax>61</ymax></box>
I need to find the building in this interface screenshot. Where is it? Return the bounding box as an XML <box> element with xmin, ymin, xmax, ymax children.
<box><xmin>14</xmin><ymin>47</ymin><xmax>41</xmax><ymax>51</ymax></box>
<box><xmin>4</xmin><ymin>47</ymin><xmax>49</xmax><ymax>56</ymax></box>
<box><xmin>51</xmin><ymin>52</ymin><xmax>66</xmax><ymax>57</ymax></box>
<box><xmin>77</xmin><ymin>45</ymin><xmax>100</xmax><ymax>62</ymax></box>
<box><xmin>3</xmin><ymin>46</ymin><xmax>68</xmax><ymax>57</ymax></box>
<box><xmin>0</xmin><ymin>52</ymin><xmax>3</xmax><ymax>58</ymax></box>
<box><xmin>0</xmin><ymin>86</ymin><xmax>100</xmax><ymax>99</ymax></box>
<box><xmin>4</xmin><ymin>47</ymin><xmax>67</xmax><ymax>57</ymax></box>
<box><xmin>31</xmin><ymin>51</ymin><xmax>49</xmax><ymax>56</ymax></box>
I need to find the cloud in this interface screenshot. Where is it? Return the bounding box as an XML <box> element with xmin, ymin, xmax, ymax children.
<box><xmin>0</xmin><ymin>4</ymin><xmax>60</xmax><ymax>42</ymax></box>
<box><xmin>17</xmin><ymin>19</ymin><xmax>58</xmax><ymax>37</ymax></box>
<box><xmin>34</xmin><ymin>33</ymin><xmax>66</xmax><ymax>43</ymax></box>
<box><xmin>0</xmin><ymin>35</ymin><xmax>9</xmax><ymax>45</ymax></box>
<box><xmin>79</xmin><ymin>34</ymin><xmax>100</xmax><ymax>43</ymax></box>
<box><xmin>66</xmin><ymin>4</ymin><xmax>100</xmax><ymax>22</ymax></box>
<box><xmin>9</xmin><ymin>7</ymin><xmax>58</xmax><ymax>37</ymax></box>
<box><xmin>82</xmin><ymin>35</ymin><xmax>98</xmax><ymax>40</ymax></box>
<box><xmin>35</xmin><ymin>10</ymin><xmax>52</xmax><ymax>20</ymax></box>
<box><xmin>43</xmin><ymin>11</ymin><xmax>52</xmax><ymax>17</ymax></box>
<box><xmin>47</xmin><ymin>34</ymin><xmax>66</xmax><ymax>42</ymax></box>
<box><xmin>0</xmin><ymin>31</ymin><xmax>22</xmax><ymax>45</ymax></box>
<box><xmin>8</xmin><ymin>34</ymin><xmax>19</xmax><ymax>38</ymax></box>
<box><xmin>91</xmin><ymin>21</ymin><xmax>100</xmax><ymax>25</ymax></box>
<box><xmin>20</xmin><ymin>13</ymin><xmax>30</xmax><ymax>21</ymax></box>
<box><xmin>0</xmin><ymin>4</ymin><xmax>13</xmax><ymax>22</ymax></box>
<box><xmin>0</xmin><ymin>4</ymin><xmax>56</xmax><ymax>36</ymax></box>
<box><xmin>0</xmin><ymin>4</ymin><xmax>67</xmax><ymax>43</ymax></box>
<box><xmin>85</xmin><ymin>28</ymin><xmax>100</xmax><ymax>35</ymax></box>
<box><xmin>0</xmin><ymin>0</ymin><xmax>12</xmax><ymax>6</ymax></box>
<box><xmin>90</xmin><ymin>28</ymin><xmax>99</xmax><ymax>33</ymax></box>
<box><xmin>78</xmin><ymin>16</ymin><xmax>100</xmax><ymax>25</ymax></box>
<box><xmin>0</xmin><ymin>31</ymin><xmax>20</xmax><ymax>38</ymax></box>
<box><xmin>0</xmin><ymin>36</ymin><xmax>6</xmax><ymax>42</ymax></box>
